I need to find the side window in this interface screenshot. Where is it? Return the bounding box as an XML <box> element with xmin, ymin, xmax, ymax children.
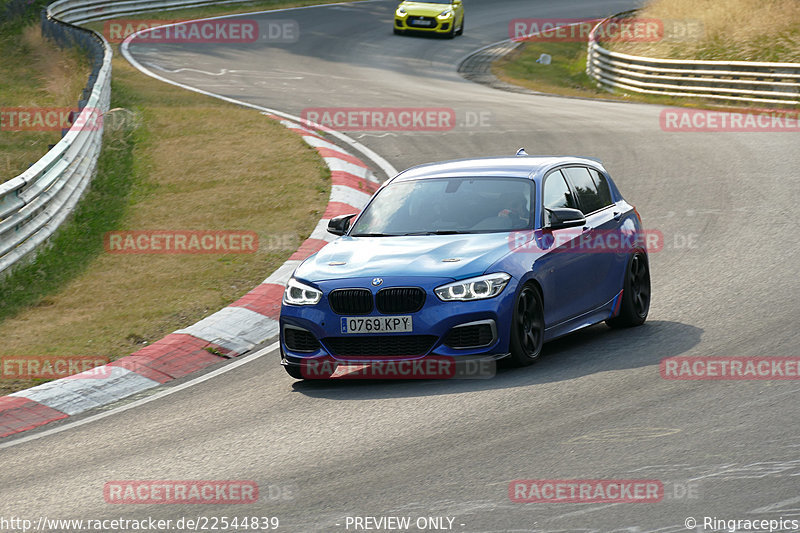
<box><xmin>562</xmin><ymin>167</ymin><xmax>605</xmax><ymax>215</ymax></box>
<box><xmin>588</xmin><ymin>168</ymin><xmax>614</xmax><ymax>208</ymax></box>
<box><xmin>542</xmin><ymin>170</ymin><xmax>576</xmax><ymax>225</ymax></box>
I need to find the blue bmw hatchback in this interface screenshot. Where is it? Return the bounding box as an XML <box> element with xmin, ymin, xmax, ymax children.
<box><xmin>280</xmin><ymin>153</ymin><xmax>651</xmax><ymax>379</ymax></box>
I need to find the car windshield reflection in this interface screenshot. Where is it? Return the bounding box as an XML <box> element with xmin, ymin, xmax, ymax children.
<box><xmin>349</xmin><ymin>177</ymin><xmax>534</xmax><ymax>236</ymax></box>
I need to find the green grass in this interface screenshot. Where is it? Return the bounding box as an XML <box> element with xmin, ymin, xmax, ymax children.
<box><xmin>494</xmin><ymin>41</ymin><xmax>602</xmax><ymax>98</ymax></box>
<box><xmin>494</xmin><ymin>40</ymin><xmax>686</xmax><ymax>106</ymax></box>
<box><xmin>604</xmin><ymin>0</ymin><xmax>800</xmax><ymax>63</ymax></box>
<box><xmin>495</xmin><ymin>0</ymin><xmax>799</xmax><ymax>108</ymax></box>
<box><xmin>0</xmin><ymin>80</ymin><xmax>141</xmax><ymax>323</ymax></box>
<box><xmin>0</xmin><ymin>25</ymin><xmax>90</xmax><ymax>182</ymax></box>
<box><xmin>493</xmin><ymin>40</ymin><xmax>766</xmax><ymax>109</ymax></box>
<box><xmin>0</xmin><ymin>0</ymin><xmax>51</xmax><ymax>34</ymax></box>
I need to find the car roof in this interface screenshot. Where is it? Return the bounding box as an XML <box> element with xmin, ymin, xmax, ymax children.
<box><xmin>391</xmin><ymin>155</ymin><xmax>606</xmax><ymax>182</ymax></box>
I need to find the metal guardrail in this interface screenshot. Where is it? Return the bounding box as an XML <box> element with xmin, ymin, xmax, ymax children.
<box><xmin>0</xmin><ymin>0</ymin><xmax>263</xmax><ymax>276</ymax></box>
<box><xmin>0</xmin><ymin>6</ymin><xmax>111</xmax><ymax>276</ymax></box>
<box><xmin>49</xmin><ymin>0</ymin><xmax>264</xmax><ymax>24</ymax></box>
<box><xmin>587</xmin><ymin>11</ymin><xmax>800</xmax><ymax>106</ymax></box>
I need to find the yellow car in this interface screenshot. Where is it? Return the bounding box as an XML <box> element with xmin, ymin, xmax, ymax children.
<box><xmin>394</xmin><ymin>0</ymin><xmax>465</xmax><ymax>38</ymax></box>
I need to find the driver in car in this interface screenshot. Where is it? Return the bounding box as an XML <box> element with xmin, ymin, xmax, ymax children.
<box><xmin>498</xmin><ymin>195</ymin><xmax>529</xmax><ymax>228</ymax></box>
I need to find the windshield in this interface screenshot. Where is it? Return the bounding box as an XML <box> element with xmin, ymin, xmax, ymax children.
<box><xmin>410</xmin><ymin>0</ymin><xmax>452</xmax><ymax>3</ymax></box>
<box><xmin>350</xmin><ymin>177</ymin><xmax>534</xmax><ymax>236</ymax></box>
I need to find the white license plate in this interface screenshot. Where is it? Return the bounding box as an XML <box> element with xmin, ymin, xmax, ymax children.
<box><xmin>411</xmin><ymin>20</ymin><xmax>433</xmax><ymax>26</ymax></box>
<box><xmin>341</xmin><ymin>316</ymin><xmax>413</xmax><ymax>334</ymax></box>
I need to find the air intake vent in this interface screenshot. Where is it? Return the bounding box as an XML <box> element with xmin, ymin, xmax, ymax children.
<box><xmin>323</xmin><ymin>335</ymin><xmax>436</xmax><ymax>357</ymax></box>
<box><xmin>284</xmin><ymin>327</ymin><xmax>320</xmax><ymax>353</ymax></box>
<box><xmin>444</xmin><ymin>322</ymin><xmax>495</xmax><ymax>349</ymax></box>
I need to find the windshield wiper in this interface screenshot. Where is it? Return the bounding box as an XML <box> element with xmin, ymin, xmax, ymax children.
<box><xmin>401</xmin><ymin>230</ymin><xmax>471</xmax><ymax>236</ymax></box>
<box><xmin>350</xmin><ymin>232</ymin><xmax>394</xmax><ymax>237</ymax></box>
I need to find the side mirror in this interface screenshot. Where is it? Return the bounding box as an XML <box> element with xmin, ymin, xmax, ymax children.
<box><xmin>327</xmin><ymin>213</ymin><xmax>357</xmax><ymax>236</ymax></box>
<box><xmin>546</xmin><ymin>207</ymin><xmax>586</xmax><ymax>230</ymax></box>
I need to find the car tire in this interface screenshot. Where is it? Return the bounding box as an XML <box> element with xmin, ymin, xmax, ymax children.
<box><xmin>394</xmin><ymin>28</ymin><xmax>403</xmax><ymax>35</ymax></box>
<box><xmin>606</xmin><ymin>251</ymin><xmax>651</xmax><ymax>328</ymax></box>
<box><xmin>456</xmin><ymin>17</ymin><xmax>464</xmax><ymax>36</ymax></box>
<box><xmin>445</xmin><ymin>23</ymin><xmax>456</xmax><ymax>39</ymax></box>
<box><xmin>508</xmin><ymin>282</ymin><xmax>545</xmax><ymax>366</ymax></box>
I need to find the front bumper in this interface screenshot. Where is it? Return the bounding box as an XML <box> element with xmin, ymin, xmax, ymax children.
<box><xmin>395</xmin><ymin>14</ymin><xmax>454</xmax><ymax>33</ymax></box>
<box><xmin>279</xmin><ymin>276</ymin><xmax>517</xmax><ymax>366</ymax></box>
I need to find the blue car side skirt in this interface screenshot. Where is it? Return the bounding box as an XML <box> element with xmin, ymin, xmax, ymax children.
<box><xmin>543</xmin><ymin>289</ymin><xmax>623</xmax><ymax>342</ymax></box>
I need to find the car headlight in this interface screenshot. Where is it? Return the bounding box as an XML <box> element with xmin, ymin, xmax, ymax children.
<box><xmin>438</xmin><ymin>9</ymin><xmax>453</xmax><ymax>18</ymax></box>
<box><xmin>435</xmin><ymin>273</ymin><xmax>511</xmax><ymax>302</ymax></box>
<box><xmin>396</xmin><ymin>6</ymin><xmax>407</xmax><ymax>15</ymax></box>
<box><xmin>283</xmin><ymin>278</ymin><xmax>322</xmax><ymax>306</ymax></box>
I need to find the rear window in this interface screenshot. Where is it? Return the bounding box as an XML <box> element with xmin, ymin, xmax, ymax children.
<box><xmin>588</xmin><ymin>168</ymin><xmax>614</xmax><ymax>208</ymax></box>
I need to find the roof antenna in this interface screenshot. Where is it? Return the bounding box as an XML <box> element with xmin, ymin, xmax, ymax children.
<box><xmin>516</xmin><ymin>148</ymin><xmax>528</xmax><ymax>156</ymax></box>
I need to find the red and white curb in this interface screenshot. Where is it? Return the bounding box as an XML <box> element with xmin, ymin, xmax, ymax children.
<box><xmin>0</xmin><ymin>115</ymin><xmax>381</xmax><ymax>439</ymax></box>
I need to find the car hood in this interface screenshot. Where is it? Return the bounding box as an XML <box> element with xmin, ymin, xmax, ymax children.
<box><xmin>293</xmin><ymin>234</ymin><xmax>513</xmax><ymax>283</ymax></box>
<box><xmin>400</xmin><ymin>2</ymin><xmax>452</xmax><ymax>16</ymax></box>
